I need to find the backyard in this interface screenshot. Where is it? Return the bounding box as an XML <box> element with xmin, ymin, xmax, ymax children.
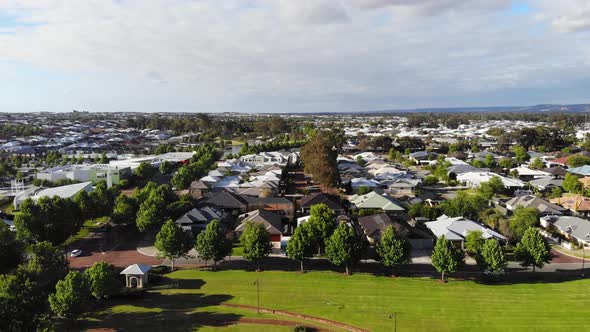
<box><xmin>79</xmin><ymin>269</ymin><xmax>590</xmax><ymax>331</ymax></box>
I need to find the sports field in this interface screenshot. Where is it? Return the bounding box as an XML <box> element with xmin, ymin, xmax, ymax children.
<box><xmin>81</xmin><ymin>269</ymin><xmax>590</xmax><ymax>331</ymax></box>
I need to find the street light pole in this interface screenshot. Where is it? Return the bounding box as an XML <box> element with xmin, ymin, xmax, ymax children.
<box><xmin>256</xmin><ymin>278</ymin><xmax>260</xmax><ymax>314</ymax></box>
<box><xmin>389</xmin><ymin>312</ymin><xmax>397</xmax><ymax>332</ymax></box>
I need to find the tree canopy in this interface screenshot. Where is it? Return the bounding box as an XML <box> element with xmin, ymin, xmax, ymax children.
<box><xmin>326</xmin><ymin>223</ymin><xmax>362</xmax><ymax>275</ymax></box>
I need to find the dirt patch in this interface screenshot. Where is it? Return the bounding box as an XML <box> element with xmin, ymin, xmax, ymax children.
<box><xmin>222</xmin><ymin>303</ymin><xmax>369</xmax><ymax>332</ymax></box>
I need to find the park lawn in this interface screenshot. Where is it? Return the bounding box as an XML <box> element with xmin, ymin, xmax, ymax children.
<box><xmin>82</xmin><ymin>269</ymin><xmax>590</xmax><ymax>331</ymax></box>
<box><xmin>166</xmin><ymin>269</ymin><xmax>590</xmax><ymax>332</ymax></box>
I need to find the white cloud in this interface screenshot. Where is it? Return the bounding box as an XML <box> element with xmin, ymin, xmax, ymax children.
<box><xmin>0</xmin><ymin>0</ymin><xmax>588</xmax><ymax>112</ymax></box>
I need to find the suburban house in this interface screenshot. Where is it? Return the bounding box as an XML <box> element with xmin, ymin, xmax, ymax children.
<box><xmin>298</xmin><ymin>193</ymin><xmax>345</xmax><ymax>215</ymax></box>
<box><xmin>542</xmin><ymin>166</ymin><xmax>568</xmax><ymax>179</ymax></box>
<box><xmin>568</xmin><ymin>165</ymin><xmax>590</xmax><ymax>177</ymax></box>
<box><xmin>502</xmin><ymin>195</ymin><xmax>567</xmax><ymax>216</ymax></box>
<box><xmin>382</xmin><ymin>178</ymin><xmax>422</xmax><ymax>195</ymax></box>
<box><xmin>425</xmin><ymin>215</ymin><xmax>506</xmax><ymax>248</ymax></box>
<box><xmin>541</xmin><ymin>215</ymin><xmax>590</xmax><ymax>248</ymax></box>
<box><xmin>550</xmin><ymin>194</ymin><xmax>590</xmax><ymax>217</ymax></box>
<box><xmin>175</xmin><ymin>207</ymin><xmax>222</xmax><ymax>233</ymax></box>
<box><xmin>199</xmin><ymin>190</ymin><xmax>294</xmax><ymax>220</ymax></box>
<box><xmin>409</xmin><ymin>151</ymin><xmax>437</xmax><ymax>165</ymax></box>
<box><xmin>235</xmin><ymin>209</ymin><xmax>285</xmax><ymax>248</ymax></box>
<box><xmin>529</xmin><ymin>177</ymin><xmax>564</xmax><ymax>192</ymax></box>
<box><xmin>357</xmin><ymin>213</ymin><xmax>433</xmax><ymax>248</ymax></box>
<box><xmin>349</xmin><ymin>191</ymin><xmax>405</xmax><ymax>213</ymax></box>
<box><xmin>511</xmin><ymin>166</ymin><xmax>550</xmax><ymax>181</ymax></box>
<box><xmin>457</xmin><ymin>172</ymin><xmax>525</xmax><ymax>189</ymax></box>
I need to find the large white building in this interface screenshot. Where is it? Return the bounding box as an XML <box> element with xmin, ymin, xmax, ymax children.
<box><xmin>36</xmin><ymin>164</ymin><xmax>130</xmax><ymax>187</ymax></box>
<box><xmin>14</xmin><ymin>181</ymin><xmax>93</xmax><ymax>209</ymax></box>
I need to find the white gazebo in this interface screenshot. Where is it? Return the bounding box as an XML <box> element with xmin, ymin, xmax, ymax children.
<box><xmin>120</xmin><ymin>264</ymin><xmax>152</xmax><ymax>288</ymax></box>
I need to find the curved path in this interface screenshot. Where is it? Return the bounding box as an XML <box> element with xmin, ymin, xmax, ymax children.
<box><xmin>222</xmin><ymin>303</ymin><xmax>369</xmax><ymax>332</ymax></box>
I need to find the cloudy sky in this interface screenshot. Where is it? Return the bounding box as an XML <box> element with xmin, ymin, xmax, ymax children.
<box><xmin>0</xmin><ymin>0</ymin><xmax>589</xmax><ymax>113</ymax></box>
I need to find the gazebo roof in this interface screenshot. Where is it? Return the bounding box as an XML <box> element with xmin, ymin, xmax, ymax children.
<box><xmin>120</xmin><ymin>264</ymin><xmax>152</xmax><ymax>275</ymax></box>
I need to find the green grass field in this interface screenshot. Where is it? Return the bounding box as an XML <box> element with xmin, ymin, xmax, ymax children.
<box><xmin>81</xmin><ymin>269</ymin><xmax>590</xmax><ymax>331</ymax></box>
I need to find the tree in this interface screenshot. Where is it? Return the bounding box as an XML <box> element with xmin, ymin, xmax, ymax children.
<box><xmin>84</xmin><ymin>262</ymin><xmax>120</xmax><ymax>300</ymax></box>
<box><xmin>509</xmin><ymin>207</ymin><xmax>539</xmax><ymax>240</ymax></box>
<box><xmin>240</xmin><ymin>222</ymin><xmax>272</xmax><ymax>271</ymax></box>
<box><xmin>530</xmin><ymin>158</ymin><xmax>544</xmax><ymax>170</ymax></box>
<box><xmin>326</xmin><ymin>224</ymin><xmax>362</xmax><ymax>275</ymax></box>
<box><xmin>376</xmin><ymin>225</ymin><xmax>411</xmax><ymax>275</ymax></box>
<box><xmin>136</xmin><ymin>185</ymin><xmax>174</xmax><ymax>231</ymax></box>
<box><xmin>195</xmin><ymin>220</ymin><xmax>232</xmax><ymax>270</ymax></box>
<box><xmin>99</xmin><ymin>152</ymin><xmax>108</xmax><ymax>164</ymax></box>
<box><xmin>567</xmin><ymin>154</ymin><xmax>590</xmax><ymax>168</ymax></box>
<box><xmin>74</xmin><ymin>189</ymin><xmax>95</xmax><ymax>220</ymax></box>
<box><xmin>0</xmin><ymin>272</ymin><xmax>48</xmax><ymax>331</ymax></box>
<box><xmin>498</xmin><ymin>158</ymin><xmax>514</xmax><ymax>171</ymax></box>
<box><xmin>286</xmin><ymin>223</ymin><xmax>314</xmax><ymax>272</ymax></box>
<box><xmin>111</xmin><ymin>194</ymin><xmax>138</xmax><ymax>224</ymax></box>
<box><xmin>49</xmin><ymin>271</ymin><xmax>89</xmax><ymax>320</ymax></box>
<box><xmin>159</xmin><ymin>160</ymin><xmax>173</xmax><ymax>174</ymax></box>
<box><xmin>465</xmin><ymin>230</ymin><xmax>485</xmax><ymax>254</ymax></box>
<box><xmin>513</xmin><ymin>145</ymin><xmax>529</xmax><ymax>164</ymax></box>
<box><xmin>25</xmin><ymin>241</ymin><xmax>68</xmax><ymax>290</ymax></box>
<box><xmin>478</xmin><ymin>177</ymin><xmax>504</xmax><ymax>199</ymax></box>
<box><xmin>480</xmin><ymin>239</ymin><xmax>507</xmax><ymax>272</ymax></box>
<box><xmin>134</xmin><ymin>161</ymin><xmax>157</xmax><ymax>180</ymax></box>
<box><xmin>563</xmin><ymin>173</ymin><xmax>583</xmax><ymax>194</ymax></box>
<box><xmin>301</xmin><ymin>134</ymin><xmax>339</xmax><ymax>189</ymax></box>
<box><xmin>306</xmin><ymin>203</ymin><xmax>337</xmax><ymax>254</ymax></box>
<box><xmin>431</xmin><ymin>236</ymin><xmax>465</xmax><ymax>282</ymax></box>
<box><xmin>155</xmin><ymin>220</ymin><xmax>193</xmax><ymax>270</ymax></box>
<box><xmin>357</xmin><ymin>186</ymin><xmax>372</xmax><ymax>195</ymax></box>
<box><xmin>514</xmin><ymin>227</ymin><xmax>552</xmax><ymax>271</ymax></box>
<box><xmin>15</xmin><ymin>196</ymin><xmax>83</xmax><ymax>245</ymax></box>
<box><xmin>0</xmin><ymin>222</ymin><xmax>23</xmax><ymax>274</ymax></box>
<box><xmin>441</xmin><ymin>191</ymin><xmax>488</xmax><ymax>221</ymax></box>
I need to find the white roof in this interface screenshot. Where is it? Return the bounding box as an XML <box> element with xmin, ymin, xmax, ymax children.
<box><xmin>457</xmin><ymin>172</ymin><xmax>524</xmax><ymax>188</ymax></box>
<box><xmin>426</xmin><ymin>215</ymin><xmax>506</xmax><ymax>241</ymax></box>
<box><xmin>120</xmin><ymin>264</ymin><xmax>152</xmax><ymax>275</ymax></box>
<box><xmin>34</xmin><ymin>181</ymin><xmax>93</xmax><ymax>199</ymax></box>
<box><xmin>511</xmin><ymin>166</ymin><xmax>550</xmax><ymax>177</ymax></box>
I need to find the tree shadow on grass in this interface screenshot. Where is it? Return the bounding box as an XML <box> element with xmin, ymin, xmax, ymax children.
<box><xmin>76</xmin><ymin>281</ymin><xmax>241</xmax><ymax>331</ymax></box>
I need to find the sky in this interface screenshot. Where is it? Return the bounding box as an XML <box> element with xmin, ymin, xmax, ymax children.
<box><xmin>0</xmin><ymin>0</ymin><xmax>590</xmax><ymax>113</ymax></box>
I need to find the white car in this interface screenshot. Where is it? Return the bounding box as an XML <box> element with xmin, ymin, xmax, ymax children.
<box><xmin>70</xmin><ymin>249</ymin><xmax>83</xmax><ymax>257</ymax></box>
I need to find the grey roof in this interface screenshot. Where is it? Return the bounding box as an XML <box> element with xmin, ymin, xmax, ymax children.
<box><xmin>447</xmin><ymin>164</ymin><xmax>483</xmax><ymax>175</ymax></box>
<box><xmin>120</xmin><ymin>264</ymin><xmax>152</xmax><ymax>275</ymax></box>
<box><xmin>235</xmin><ymin>209</ymin><xmax>283</xmax><ymax>235</ymax></box>
<box><xmin>550</xmin><ymin>216</ymin><xmax>590</xmax><ymax>243</ymax></box>
<box><xmin>529</xmin><ymin>177</ymin><xmax>563</xmax><ymax>190</ymax></box>
<box><xmin>175</xmin><ymin>207</ymin><xmax>220</xmax><ymax>225</ymax></box>
<box><xmin>505</xmin><ymin>195</ymin><xmax>566</xmax><ymax>215</ymax></box>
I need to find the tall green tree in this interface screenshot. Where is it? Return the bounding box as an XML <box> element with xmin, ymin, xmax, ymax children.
<box><xmin>306</xmin><ymin>203</ymin><xmax>337</xmax><ymax>254</ymax></box>
<box><xmin>301</xmin><ymin>134</ymin><xmax>339</xmax><ymax>189</ymax></box>
<box><xmin>376</xmin><ymin>225</ymin><xmax>411</xmax><ymax>275</ymax></box>
<box><xmin>155</xmin><ymin>220</ymin><xmax>193</xmax><ymax>270</ymax></box>
<box><xmin>508</xmin><ymin>207</ymin><xmax>539</xmax><ymax>240</ymax></box>
<box><xmin>195</xmin><ymin>220</ymin><xmax>232</xmax><ymax>270</ymax></box>
<box><xmin>513</xmin><ymin>145</ymin><xmax>529</xmax><ymax>164</ymax></box>
<box><xmin>0</xmin><ymin>272</ymin><xmax>49</xmax><ymax>331</ymax></box>
<box><xmin>240</xmin><ymin>222</ymin><xmax>272</xmax><ymax>271</ymax></box>
<box><xmin>0</xmin><ymin>222</ymin><xmax>23</xmax><ymax>274</ymax></box>
<box><xmin>326</xmin><ymin>224</ymin><xmax>362</xmax><ymax>275</ymax></box>
<box><xmin>134</xmin><ymin>161</ymin><xmax>157</xmax><ymax>180</ymax></box>
<box><xmin>286</xmin><ymin>223</ymin><xmax>314</xmax><ymax>272</ymax></box>
<box><xmin>514</xmin><ymin>227</ymin><xmax>552</xmax><ymax>272</ymax></box>
<box><xmin>480</xmin><ymin>239</ymin><xmax>507</xmax><ymax>272</ymax></box>
<box><xmin>25</xmin><ymin>241</ymin><xmax>69</xmax><ymax>290</ymax></box>
<box><xmin>563</xmin><ymin>173</ymin><xmax>583</xmax><ymax>194</ymax></box>
<box><xmin>465</xmin><ymin>230</ymin><xmax>485</xmax><ymax>254</ymax></box>
<box><xmin>111</xmin><ymin>194</ymin><xmax>138</xmax><ymax>224</ymax></box>
<box><xmin>431</xmin><ymin>236</ymin><xmax>465</xmax><ymax>282</ymax></box>
<box><xmin>49</xmin><ymin>271</ymin><xmax>89</xmax><ymax>320</ymax></box>
<box><xmin>14</xmin><ymin>196</ymin><xmax>83</xmax><ymax>245</ymax></box>
<box><xmin>84</xmin><ymin>262</ymin><xmax>120</xmax><ymax>300</ymax></box>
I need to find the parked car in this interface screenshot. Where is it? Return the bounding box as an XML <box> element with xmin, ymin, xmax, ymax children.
<box><xmin>70</xmin><ymin>249</ymin><xmax>83</xmax><ymax>257</ymax></box>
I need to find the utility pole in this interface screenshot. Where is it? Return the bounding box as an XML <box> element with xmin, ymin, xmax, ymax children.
<box><xmin>255</xmin><ymin>278</ymin><xmax>260</xmax><ymax>314</ymax></box>
<box><xmin>389</xmin><ymin>312</ymin><xmax>397</xmax><ymax>332</ymax></box>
